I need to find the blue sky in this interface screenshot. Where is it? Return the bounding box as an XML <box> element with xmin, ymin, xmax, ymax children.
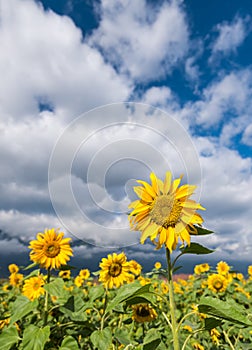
<box><xmin>1</xmin><ymin>0</ymin><xmax>252</xmax><ymax>276</ymax></box>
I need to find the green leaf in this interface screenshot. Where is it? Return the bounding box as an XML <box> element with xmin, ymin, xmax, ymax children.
<box><xmin>199</xmin><ymin>297</ymin><xmax>252</xmax><ymax>326</ymax></box>
<box><xmin>62</xmin><ymin>295</ymin><xmax>85</xmax><ymax>313</ymax></box>
<box><xmin>190</xmin><ymin>226</ymin><xmax>214</xmax><ymax>235</ymax></box>
<box><xmin>0</xmin><ymin>326</ymin><xmax>19</xmax><ymax>350</ymax></box>
<box><xmin>204</xmin><ymin>317</ymin><xmax>223</xmax><ymax>330</ymax></box>
<box><xmin>143</xmin><ymin>329</ymin><xmax>162</xmax><ymax>350</ymax></box>
<box><xmin>22</xmin><ymin>262</ymin><xmax>38</xmax><ymax>270</ymax></box>
<box><xmin>21</xmin><ymin>325</ymin><xmax>50</xmax><ymax>350</ymax></box>
<box><xmin>89</xmin><ymin>284</ymin><xmax>105</xmax><ymax>302</ymax></box>
<box><xmin>115</xmin><ymin>329</ymin><xmax>135</xmax><ymax>346</ymax></box>
<box><xmin>23</xmin><ymin>269</ymin><xmax>41</xmax><ymax>280</ymax></box>
<box><xmin>59</xmin><ymin>336</ymin><xmax>79</xmax><ymax>350</ymax></box>
<box><xmin>10</xmin><ymin>296</ymin><xmax>38</xmax><ymax>324</ymax></box>
<box><xmin>125</xmin><ymin>295</ymin><xmax>156</xmax><ymax>308</ymax></box>
<box><xmin>90</xmin><ymin>328</ymin><xmax>112</xmax><ymax>350</ymax></box>
<box><xmin>180</xmin><ymin>243</ymin><xmax>214</xmax><ymax>255</ymax></box>
<box><xmin>44</xmin><ymin>278</ymin><xmax>65</xmax><ymax>297</ymax></box>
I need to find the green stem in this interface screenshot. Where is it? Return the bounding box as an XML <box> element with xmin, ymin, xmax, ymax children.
<box><xmin>223</xmin><ymin>330</ymin><xmax>235</xmax><ymax>350</ymax></box>
<box><xmin>43</xmin><ymin>268</ymin><xmax>51</xmax><ymax>326</ymax></box>
<box><xmin>100</xmin><ymin>287</ymin><xmax>108</xmax><ymax>331</ymax></box>
<box><xmin>166</xmin><ymin>248</ymin><xmax>180</xmax><ymax>350</ymax></box>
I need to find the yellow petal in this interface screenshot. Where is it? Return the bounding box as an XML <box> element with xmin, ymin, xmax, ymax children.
<box><xmin>163</xmin><ymin>171</ymin><xmax>172</xmax><ymax>194</ymax></box>
<box><xmin>180</xmin><ymin>229</ymin><xmax>191</xmax><ymax>245</ymax></box>
<box><xmin>170</xmin><ymin>175</ymin><xmax>183</xmax><ymax>194</ymax></box>
<box><xmin>136</xmin><ymin>180</ymin><xmax>156</xmax><ymax>198</ymax></box>
<box><xmin>140</xmin><ymin>223</ymin><xmax>159</xmax><ymax>244</ymax></box>
<box><xmin>150</xmin><ymin>172</ymin><xmax>160</xmax><ymax>195</ymax></box>
<box><xmin>166</xmin><ymin>226</ymin><xmax>175</xmax><ymax>252</ymax></box>
<box><xmin>176</xmin><ymin>185</ymin><xmax>196</xmax><ymax>199</ymax></box>
<box><xmin>133</xmin><ymin>186</ymin><xmax>153</xmax><ymax>202</ymax></box>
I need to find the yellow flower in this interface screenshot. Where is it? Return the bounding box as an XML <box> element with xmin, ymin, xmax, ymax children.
<box><xmin>138</xmin><ymin>276</ymin><xmax>151</xmax><ymax>286</ymax></box>
<box><xmin>194</xmin><ymin>263</ymin><xmax>210</xmax><ymax>275</ymax></box>
<box><xmin>216</xmin><ymin>261</ymin><xmax>230</xmax><ymax>275</ymax></box>
<box><xmin>9</xmin><ymin>273</ymin><xmax>23</xmax><ymax>287</ymax></box>
<box><xmin>74</xmin><ymin>276</ymin><xmax>83</xmax><ymax>287</ymax></box>
<box><xmin>154</xmin><ymin>262</ymin><xmax>162</xmax><ymax>269</ymax></box>
<box><xmin>99</xmin><ymin>252</ymin><xmax>132</xmax><ymax>289</ymax></box>
<box><xmin>22</xmin><ymin>276</ymin><xmax>45</xmax><ymax>301</ymax></box>
<box><xmin>183</xmin><ymin>325</ymin><xmax>193</xmax><ymax>332</ymax></box>
<box><xmin>132</xmin><ymin>304</ymin><xmax>157</xmax><ymax>323</ymax></box>
<box><xmin>210</xmin><ymin>328</ymin><xmax>221</xmax><ymax>345</ymax></box>
<box><xmin>2</xmin><ymin>284</ymin><xmax>10</xmax><ymax>292</ymax></box>
<box><xmin>79</xmin><ymin>269</ymin><xmax>90</xmax><ymax>280</ymax></box>
<box><xmin>8</xmin><ymin>264</ymin><xmax>19</xmax><ymax>274</ymax></box>
<box><xmin>29</xmin><ymin>228</ymin><xmax>73</xmax><ymax>270</ymax></box>
<box><xmin>192</xmin><ymin>343</ymin><xmax>204</xmax><ymax>350</ymax></box>
<box><xmin>128</xmin><ymin>172</ymin><xmax>205</xmax><ymax>252</ymax></box>
<box><xmin>0</xmin><ymin>318</ymin><xmax>10</xmax><ymax>330</ymax></box>
<box><xmin>248</xmin><ymin>265</ymin><xmax>252</xmax><ymax>277</ymax></box>
<box><xmin>129</xmin><ymin>260</ymin><xmax>142</xmax><ymax>275</ymax></box>
<box><xmin>208</xmin><ymin>274</ymin><xmax>228</xmax><ymax>293</ymax></box>
<box><xmin>59</xmin><ymin>270</ymin><xmax>71</xmax><ymax>279</ymax></box>
<box><xmin>161</xmin><ymin>281</ymin><xmax>169</xmax><ymax>294</ymax></box>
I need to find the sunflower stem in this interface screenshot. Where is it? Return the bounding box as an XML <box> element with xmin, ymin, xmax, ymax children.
<box><xmin>100</xmin><ymin>287</ymin><xmax>108</xmax><ymax>331</ymax></box>
<box><xmin>43</xmin><ymin>268</ymin><xmax>51</xmax><ymax>326</ymax></box>
<box><xmin>166</xmin><ymin>248</ymin><xmax>180</xmax><ymax>350</ymax></box>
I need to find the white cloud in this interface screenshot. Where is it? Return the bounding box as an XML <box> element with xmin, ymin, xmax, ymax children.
<box><xmin>210</xmin><ymin>15</ymin><xmax>251</xmax><ymax>60</ymax></box>
<box><xmin>0</xmin><ymin>0</ymin><xmax>131</xmax><ymax>120</ymax></box>
<box><xmin>185</xmin><ymin>69</ymin><xmax>252</xmax><ymax>127</ymax></box>
<box><xmin>242</xmin><ymin>123</ymin><xmax>252</xmax><ymax>146</ymax></box>
<box><xmin>90</xmin><ymin>0</ymin><xmax>189</xmax><ymax>82</ymax></box>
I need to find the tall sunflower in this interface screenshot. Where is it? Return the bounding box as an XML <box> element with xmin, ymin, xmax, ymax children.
<box><xmin>29</xmin><ymin>228</ymin><xmax>73</xmax><ymax>270</ymax></box>
<box><xmin>99</xmin><ymin>252</ymin><xmax>132</xmax><ymax>289</ymax></box>
<box><xmin>22</xmin><ymin>276</ymin><xmax>45</xmax><ymax>301</ymax></box>
<box><xmin>128</xmin><ymin>171</ymin><xmax>205</xmax><ymax>252</ymax></box>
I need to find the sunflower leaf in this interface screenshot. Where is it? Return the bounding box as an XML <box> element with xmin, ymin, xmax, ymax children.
<box><xmin>90</xmin><ymin>328</ymin><xmax>112</xmax><ymax>350</ymax></box>
<box><xmin>190</xmin><ymin>226</ymin><xmax>214</xmax><ymax>235</ymax></box>
<box><xmin>180</xmin><ymin>243</ymin><xmax>214</xmax><ymax>255</ymax></box>
<box><xmin>59</xmin><ymin>336</ymin><xmax>79</xmax><ymax>350</ymax></box>
<box><xmin>44</xmin><ymin>278</ymin><xmax>65</xmax><ymax>297</ymax></box>
<box><xmin>20</xmin><ymin>325</ymin><xmax>50</xmax><ymax>350</ymax></box>
<box><xmin>204</xmin><ymin>317</ymin><xmax>223</xmax><ymax>330</ymax></box>
<box><xmin>198</xmin><ymin>297</ymin><xmax>252</xmax><ymax>326</ymax></box>
<box><xmin>0</xmin><ymin>326</ymin><xmax>19</xmax><ymax>350</ymax></box>
<box><xmin>10</xmin><ymin>296</ymin><xmax>38</xmax><ymax>324</ymax></box>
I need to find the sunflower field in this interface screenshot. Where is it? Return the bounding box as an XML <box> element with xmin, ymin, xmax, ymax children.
<box><xmin>1</xmin><ymin>172</ymin><xmax>252</xmax><ymax>349</ymax></box>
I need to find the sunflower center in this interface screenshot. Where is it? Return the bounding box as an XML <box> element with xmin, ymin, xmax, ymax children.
<box><xmin>109</xmin><ymin>263</ymin><xmax>122</xmax><ymax>277</ymax></box>
<box><xmin>45</xmin><ymin>243</ymin><xmax>60</xmax><ymax>258</ymax></box>
<box><xmin>33</xmin><ymin>282</ymin><xmax>41</xmax><ymax>290</ymax></box>
<box><xmin>150</xmin><ymin>195</ymin><xmax>182</xmax><ymax>227</ymax></box>
<box><xmin>137</xmin><ymin>305</ymin><xmax>150</xmax><ymax>317</ymax></box>
<box><xmin>213</xmin><ymin>280</ymin><xmax>223</xmax><ymax>290</ymax></box>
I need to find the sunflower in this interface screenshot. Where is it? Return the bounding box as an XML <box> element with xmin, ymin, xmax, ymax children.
<box><xmin>194</xmin><ymin>263</ymin><xmax>210</xmax><ymax>275</ymax></box>
<box><xmin>9</xmin><ymin>273</ymin><xmax>23</xmax><ymax>287</ymax></box>
<box><xmin>29</xmin><ymin>228</ymin><xmax>73</xmax><ymax>270</ymax></box>
<box><xmin>216</xmin><ymin>261</ymin><xmax>230</xmax><ymax>275</ymax></box>
<box><xmin>154</xmin><ymin>262</ymin><xmax>162</xmax><ymax>269</ymax></box>
<box><xmin>129</xmin><ymin>260</ymin><xmax>142</xmax><ymax>276</ymax></box>
<box><xmin>248</xmin><ymin>265</ymin><xmax>252</xmax><ymax>277</ymax></box>
<box><xmin>99</xmin><ymin>252</ymin><xmax>132</xmax><ymax>289</ymax></box>
<box><xmin>79</xmin><ymin>269</ymin><xmax>90</xmax><ymax>280</ymax></box>
<box><xmin>128</xmin><ymin>172</ymin><xmax>205</xmax><ymax>252</ymax></box>
<box><xmin>59</xmin><ymin>270</ymin><xmax>71</xmax><ymax>280</ymax></box>
<box><xmin>22</xmin><ymin>276</ymin><xmax>45</xmax><ymax>301</ymax></box>
<box><xmin>8</xmin><ymin>264</ymin><xmax>19</xmax><ymax>274</ymax></box>
<box><xmin>132</xmin><ymin>303</ymin><xmax>157</xmax><ymax>323</ymax></box>
<box><xmin>208</xmin><ymin>274</ymin><xmax>228</xmax><ymax>293</ymax></box>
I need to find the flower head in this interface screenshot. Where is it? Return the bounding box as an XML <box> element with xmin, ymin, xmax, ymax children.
<box><xmin>216</xmin><ymin>261</ymin><xmax>230</xmax><ymax>275</ymax></box>
<box><xmin>129</xmin><ymin>260</ymin><xmax>142</xmax><ymax>276</ymax></box>
<box><xmin>99</xmin><ymin>252</ymin><xmax>132</xmax><ymax>289</ymax></box>
<box><xmin>8</xmin><ymin>264</ymin><xmax>19</xmax><ymax>274</ymax></box>
<box><xmin>59</xmin><ymin>270</ymin><xmax>71</xmax><ymax>280</ymax></box>
<box><xmin>79</xmin><ymin>269</ymin><xmax>90</xmax><ymax>280</ymax></box>
<box><xmin>194</xmin><ymin>263</ymin><xmax>210</xmax><ymax>275</ymax></box>
<box><xmin>29</xmin><ymin>228</ymin><xmax>73</xmax><ymax>270</ymax></box>
<box><xmin>128</xmin><ymin>172</ymin><xmax>204</xmax><ymax>252</ymax></box>
<box><xmin>9</xmin><ymin>273</ymin><xmax>23</xmax><ymax>287</ymax></box>
<box><xmin>132</xmin><ymin>303</ymin><xmax>157</xmax><ymax>323</ymax></box>
<box><xmin>22</xmin><ymin>276</ymin><xmax>45</xmax><ymax>301</ymax></box>
<box><xmin>208</xmin><ymin>274</ymin><xmax>228</xmax><ymax>293</ymax></box>
<box><xmin>154</xmin><ymin>262</ymin><xmax>162</xmax><ymax>269</ymax></box>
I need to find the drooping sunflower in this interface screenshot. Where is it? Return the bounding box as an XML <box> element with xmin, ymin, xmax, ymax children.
<box><xmin>9</xmin><ymin>273</ymin><xmax>23</xmax><ymax>287</ymax></box>
<box><xmin>22</xmin><ymin>276</ymin><xmax>45</xmax><ymax>301</ymax></box>
<box><xmin>132</xmin><ymin>303</ymin><xmax>157</xmax><ymax>323</ymax></box>
<box><xmin>29</xmin><ymin>228</ymin><xmax>73</xmax><ymax>270</ymax></box>
<box><xmin>128</xmin><ymin>172</ymin><xmax>205</xmax><ymax>252</ymax></box>
<box><xmin>208</xmin><ymin>273</ymin><xmax>228</xmax><ymax>293</ymax></box>
<box><xmin>99</xmin><ymin>252</ymin><xmax>132</xmax><ymax>289</ymax></box>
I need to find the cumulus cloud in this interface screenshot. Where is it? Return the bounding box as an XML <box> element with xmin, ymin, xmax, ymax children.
<box><xmin>90</xmin><ymin>0</ymin><xmax>189</xmax><ymax>82</ymax></box>
<box><xmin>209</xmin><ymin>15</ymin><xmax>251</xmax><ymax>61</ymax></box>
<box><xmin>0</xmin><ymin>0</ymin><xmax>131</xmax><ymax>120</ymax></box>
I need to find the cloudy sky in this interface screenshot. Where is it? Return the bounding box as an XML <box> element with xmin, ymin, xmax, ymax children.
<box><xmin>1</xmin><ymin>0</ymin><xmax>252</xmax><ymax>276</ymax></box>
